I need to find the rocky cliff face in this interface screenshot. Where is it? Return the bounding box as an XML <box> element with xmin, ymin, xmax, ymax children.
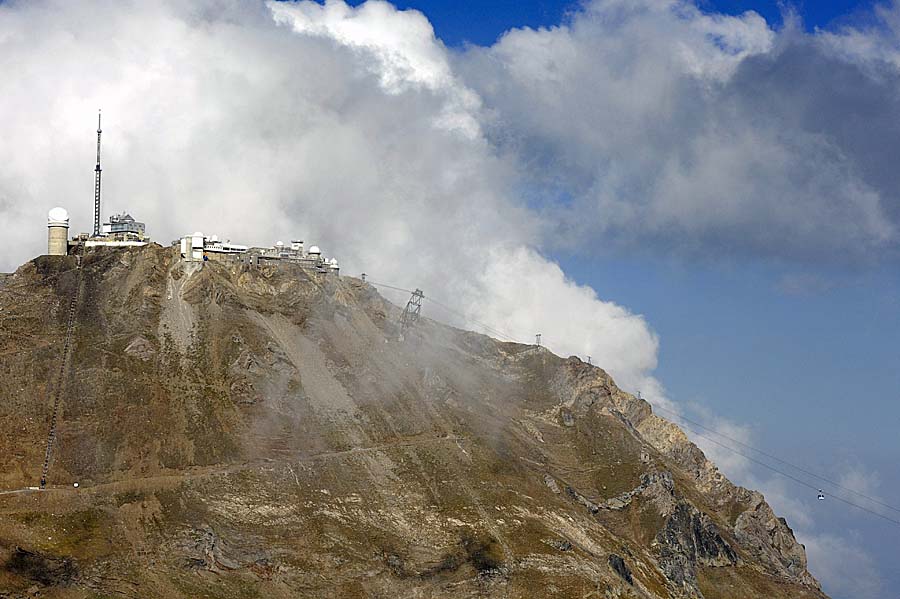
<box><xmin>0</xmin><ymin>246</ymin><xmax>827</xmax><ymax>598</ymax></box>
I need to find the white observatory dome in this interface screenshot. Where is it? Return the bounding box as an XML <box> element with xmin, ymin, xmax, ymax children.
<box><xmin>330</xmin><ymin>258</ymin><xmax>338</xmax><ymax>266</ymax></box>
<box><xmin>47</xmin><ymin>207</ymin><xmax>69</xmax><ymax>226</ymax></box>
<box><xmin>308</xmin><ymin>245</ymin><xmax>321</xmax><ymax>255</ymax></box>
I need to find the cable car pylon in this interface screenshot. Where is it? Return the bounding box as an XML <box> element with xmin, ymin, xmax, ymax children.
<box><xmin>399</xmin><ymin>288</ymin><xmax>424</xmax><ymax>339</ymax></box>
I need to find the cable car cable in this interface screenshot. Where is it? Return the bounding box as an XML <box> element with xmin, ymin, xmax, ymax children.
<box><xmin>364</xmin><ymin>277</ymin><xmax>899</xmax><ymax>525</ymax></box>
<box><xmin>364</xmin><ymin>280</ymin><xmax>414</xmax><ymax>295</ymax></box>
<box><xmin>650</xmin><ymin>403</ymin><xmax>900</xmax><ymax>516</ymax></box>
<box><xmin>673</xmin><ymin>419</ymin><xmax>900</xmax><ymax>526</ymax></box>
<box><xmin>366</xmin><ymin>280</ymin><xmax>518</xmax><ymax>342</ymax></box>
<box><xmin>424</xmin><ymin>295</ymin><xmax>517</xmax><ymax>342</ymax></box>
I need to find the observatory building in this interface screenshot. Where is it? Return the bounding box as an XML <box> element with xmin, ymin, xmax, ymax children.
<box><xmin>179</xmin><ymin>233</ymin><xmax>339</xmax><ymax>274</ymax></box>
<box><xmin>102</xmin><ymin>213</ymin><xmax>145</xmax><ymax>238</ymax></box>
<box><xmin>47</xmin><ymin>207</ymin><xmax>70</xmax><ymax>256</ymax></box>
<box><xmin>81</xmin><ymin>212</ymin><xmax>149</xmax><ymax>247</ymax></box>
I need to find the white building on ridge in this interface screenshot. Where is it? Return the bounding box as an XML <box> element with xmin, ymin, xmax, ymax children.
<box><xmin>178</xmin><ymin>232</ymin><xmax>339</xmax><ymax>274</ymax></box>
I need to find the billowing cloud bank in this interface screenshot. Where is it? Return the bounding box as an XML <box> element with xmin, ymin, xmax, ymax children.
<box><xmin>0</xmin><ymin>0</ymin><xmax>661</xmax><ymax>400</ymax></box>
<box><xmin>460</xmin><ymin>1</ymin><xmax>900</xmax><ymax>265</ymax></box>
<box><xmin>4</xmin><ymin>0</ymin><xmax>900</xmax><ymax>403</ymax></box>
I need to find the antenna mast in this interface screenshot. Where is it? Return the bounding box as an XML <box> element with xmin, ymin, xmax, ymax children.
<box><xmin>93</xmin><ymin>110</ymin><xmax>102</xmax><ymax>237</ymax></box>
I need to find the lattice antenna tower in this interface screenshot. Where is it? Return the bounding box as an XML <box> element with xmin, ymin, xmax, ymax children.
<box><xmin>399</xmin><ymin>288</ymin><xmax>425</xmax><ymax>334</ymax></box>
<box><xmin>93</xmin><ymin>110</ymin><xmax>103</xmax><ymax>237</ymax></box>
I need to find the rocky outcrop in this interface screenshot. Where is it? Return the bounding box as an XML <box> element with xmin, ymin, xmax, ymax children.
<box><xmin>3</xmin><ymin>547</ymin><xmax>77</xmax><ymax>587</ymax></box>
<box><xmin>735</xmin><ymin>493</ymin><xmax>819</xmax><ymax>587</ymax></box>
<box><xmin>656</xmin><ymin>502</ymin><xmax>738</xmax><ymax>596</ymax></box>
<box><xmin>553</xmin><ymin>357</ymin><xmax>821</xmax><ymax>594</ymax></box>
<box><xmin>608</xmin><ymin>554</ymin><xmax>634</xmax><ymax>584</ymax></box>
<box><xmin>600</xmin><ymin>471</ymin><xmax>677</xmax><ymax>513</ymax></box>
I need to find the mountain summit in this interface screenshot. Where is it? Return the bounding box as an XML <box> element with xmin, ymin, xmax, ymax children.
<box><xmin>0</xmin><ymin>246</ymin><xmax>826</xmax><ymax>598</ymax></box>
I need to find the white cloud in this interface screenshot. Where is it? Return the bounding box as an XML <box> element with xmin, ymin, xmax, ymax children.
<box><xmin>270</xmin><ymin>0</ymin><xmax>482</xmax><ymax>136</ymax></box>
<box><xmin>270</xmin><ymin>0</ymin><xmax>449</xmax><ymax>91</ymax></box>
<box><xmin>476</xmin><ymin>245</ymin><xmax>660</xmax><ymax>392</ymax></box>
<box><xmin>803</xmin><ymin>531</ymin><xmax>884</xmax><ymax>599</ymax></box>
<box><xmin>459</xmin><ymin>0</ymin><xmax>900</xmax><ymax>264</ymax></box>
<box><xmin>838</xmin><ymin>464</ymin><xmax>882</xmax><ymax>499</ymax></box>
<box><xmin>0</xmin><ymin>0</ymin><xmax>661</xmax><ymax>409</ymax></box>
<box><xmin>582</xmin><ymin>0</ymin><xmax>776</xmax><ymax>80</ymax></box>
<box><xmin>816</xmin><ymin>1</ymin><xmax>900</xmax><ymax>68</ymax></box>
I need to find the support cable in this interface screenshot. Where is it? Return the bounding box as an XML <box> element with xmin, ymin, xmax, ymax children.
<box><xmin>363</xmin><ymin>276</ymin><xmax>898</xmax><ymax>525</ymax></box>
<box><xmin>366</xmin><ymin>280</ymin><xmax>518</xmax><ymax>343</ymax></box>
<box><xmin>424</xmin><ymin>295</ymin><xmax>518</xmax><ymax>343</ymax></box>
<box><xmin>650</xmin><ymin>403</ymin><xmax>900</xmax><ymax>516</ymax></box>
<box><xmin>671</xmin><ymin>418</ymin><xmax>900</xmax><ymax>526</ymax></box>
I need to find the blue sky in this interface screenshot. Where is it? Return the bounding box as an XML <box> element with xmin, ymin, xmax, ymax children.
<box><xmin>348</xmin><ymin>0</ymin><xmax>880</xmax><ymax>46</ymax></box>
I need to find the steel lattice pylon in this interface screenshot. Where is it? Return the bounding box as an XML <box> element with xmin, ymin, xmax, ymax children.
<box><xmin>399</xmin><ymin>288</ymin><xmax>424</xmax><ymax>335</ymax></box>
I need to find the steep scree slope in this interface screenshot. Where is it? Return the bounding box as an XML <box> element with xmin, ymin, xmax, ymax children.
<box><xmin>0</xmin><ymin>246</ymin><xmax>827</xmax><ymax>598</ymax></box>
